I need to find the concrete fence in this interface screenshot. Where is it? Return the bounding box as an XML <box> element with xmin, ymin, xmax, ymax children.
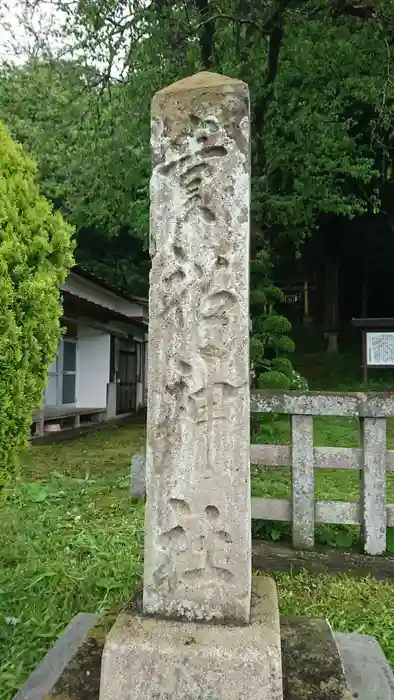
<box><xmin>251</xmin><ymin>390</ymin><xmax>394</xmax><ymax>556</ymax></box>
<box><xmin>131</xmin><ymin>390</ymin><xmax>394</xmax><ymax>556</ymax></box>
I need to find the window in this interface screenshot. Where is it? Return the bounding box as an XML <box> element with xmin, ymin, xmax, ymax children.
<box><xmin>62</xmin><ymin>339</ymin><xmax>76</xmax><ymax>403</ymax></box>
<box><xmin>44</xmin><ymin>336</ymin><xmax>77</xmax><ymax>406</ymax></box>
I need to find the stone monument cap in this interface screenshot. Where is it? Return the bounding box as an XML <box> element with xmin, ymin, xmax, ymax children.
<box><xmin>154</xmin><ymin>71</ymin><xmax>246</xmax><ymax>96</ymax></box>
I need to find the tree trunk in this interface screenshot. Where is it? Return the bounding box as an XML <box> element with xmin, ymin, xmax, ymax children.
<box><xmin>324</xmin><ymin>257</ymin><xmax>339</xmax><ymax>353</ymax></box>
<box><xmin>361</xmin><ymin>262</ymin><xmax>368</xmax><ymax>317</ymax></box>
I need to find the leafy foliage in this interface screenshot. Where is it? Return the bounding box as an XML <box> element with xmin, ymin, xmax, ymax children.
<box><xmin>250</xmin><ymin>252</ymin><xmax>304</xmax><ymax>389</ymax></box>
<box><xmin>0</xmin><ymin>121</ymin><xmax>74</xmax><ymax>486</ymax></box>
<box><xmin>1</xmin><ymin>0</ymin><xmax>394</xmax><ymax>379</ymax></box>
<box><xmin>0</xmin><ymin>59</ymin><xmax>151</xmax><ymax>293</ymax></box>
<box><xmin>2</xmin><ymin>1</ymin><xmax>391</xmax><ymax>249</ymax></box>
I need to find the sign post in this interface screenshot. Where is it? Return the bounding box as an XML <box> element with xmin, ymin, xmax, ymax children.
<box><xmin>353</xmin><ymin>319</ymin><xmax>394</xmax><ymax>383</ymax></box>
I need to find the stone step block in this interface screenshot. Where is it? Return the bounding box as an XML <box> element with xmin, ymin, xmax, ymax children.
<box><xmin>335</xmin><ymin>632</ymin><xmax>394</xmax><ymax>700</ymax></box>
<box><xmin>13</xmin><ymin>612</ymin><xmax>98</xmax><ymax>700</ymax></box>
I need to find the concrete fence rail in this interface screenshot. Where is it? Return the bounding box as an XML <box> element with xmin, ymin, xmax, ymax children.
<box><xmin>251</xmin><ymin>390</ymin><xmax>394</xmax><ymax>556</ymax></box>
<box><xmin>131</xmin><ymin>390</ymin><xmax>394</xmax><ymax>556</ymax></box>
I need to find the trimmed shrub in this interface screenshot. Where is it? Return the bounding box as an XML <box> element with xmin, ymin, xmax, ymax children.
<box><xmin>257</xmin><ymin>370</ymin><xmax>291</xmax><ymax>390</ymax></box>
<box><xmin>250</xmin><ymin>251</ymin><xmax>300</xmax><ymax>389</ymax></box>
<box><xmin>0</xmin><ymin>121</ymin><xmax>74</xmax><ymax>487</ymax></box>
<box><xmin>270</xmin><ymin>357</ymin><xmax>294</xmax><ymax>377</ymax></box>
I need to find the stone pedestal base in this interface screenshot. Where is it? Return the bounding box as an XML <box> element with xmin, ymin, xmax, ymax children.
<box><xmin>99</xmin><ymin>577</ymin><xmax>283</xmax><ymax>700</ymax></box>
<box><xmin>16</xmin><ymin>606</ymin><xmax>389</xmax><ymax>699</ymax></box>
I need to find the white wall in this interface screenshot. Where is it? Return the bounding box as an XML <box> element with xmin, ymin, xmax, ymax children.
<box><xmin>76</xmin><ymin>326</ymin><xmax>110</xmax><ymax>408</ymax></box>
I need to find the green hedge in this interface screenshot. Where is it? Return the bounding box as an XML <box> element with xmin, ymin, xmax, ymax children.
<box><xmin>0</xmin><ymin>121</ymin><xmax>74</xmax><ymax>486</ymax></box>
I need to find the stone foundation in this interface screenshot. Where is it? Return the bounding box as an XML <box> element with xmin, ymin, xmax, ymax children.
<box><xmin>281</xmin><ymin>617</ymin><xmax>352</xmax><ymax>700</ymax></box>
<box><xmin>99</xmin><ymin>577</ymin><xmax>282</xmax><ymax>700</ymax></box>
<box><xmin>16</xmin><ymin>597</ymin><xmax>393</xmax><ymax>700</ymax></box>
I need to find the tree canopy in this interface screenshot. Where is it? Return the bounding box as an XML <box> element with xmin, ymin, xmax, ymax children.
<box><xmin>0</xmin><ymin>0</ymin><xmax>393</xmax><ymax>373</ymax></box>
<box><xmin>1</xmin><ymin>0</ymin><xmax>392</xmax><ymax>252</ymax></box>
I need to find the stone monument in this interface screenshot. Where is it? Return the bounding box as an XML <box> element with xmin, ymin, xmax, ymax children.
<box><xmin>100</xmin><ymin>71</ymin><xmax>283</xmax><ymax>700</ymax></box>
<box><xmin>144</xmin><ymin>71</ymin><xmax>251</xmax><ymax>624</ymax></box>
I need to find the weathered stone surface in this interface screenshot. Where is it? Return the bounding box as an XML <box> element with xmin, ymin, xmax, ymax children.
<box><xmin>360</xmin><ymin>416</ymin><xmax>387</xmax><ymax>555</ymax></box>
<box><xmin>251</xmin><ymin>390</ymin><xmax>394</xmax><ymax>418</ymax></box>
<box><xmin>130</xmin><ymin>453</ymin><xmax>146</xmax><ymax>500</ymax></box>
<box><xmin>291</xmin><ymin>415</ymin><xmax>314</xmax><ymax>550</ymax></box>
<box><xmin>144</xmin><ymin>71</ymin><xmax>251</xmax><ymax>623</ymax></box>
<box><xmin>335</xmin><ymin>632</ymin><xmax>394</xmax><ymax>700</ymax></box>
<box><xmin>99</xmin><ymin>577</ymin><xmax>283</xmax><ymax>700</ymax></box>
<box><xmin>13</xmin><ymin>613</ymin><xmax>98</xmax><ymax>700</ymax></box>
<box><xmin>280</xmin><ymin>617</ymin><xmax>353</xmax><ymax>700</ymax></box>
<box><xmin>251</xmin><ymin>441</ymin><xmax>394</xmax><ymax>472</ymax></box>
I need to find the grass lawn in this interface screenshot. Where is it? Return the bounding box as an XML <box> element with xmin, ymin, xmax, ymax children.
<box><xmin>2</xmin><ymin>351</ymin><xmax>394</xmax><ymax>698</ymax></box>
<box><xmin>0</xmin><ymin>426</ymin><xmax>145</xmax><ymax>700</ymax></box>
